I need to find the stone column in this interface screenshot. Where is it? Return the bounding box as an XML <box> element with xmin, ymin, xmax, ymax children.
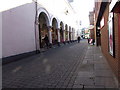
<box><xmin>63</xmin><ymin>30</ymin><xmax>66</xmax><ymax>43</ymax></box>
<box><xmin>73</xmin><ymin>30</ymin><xmax>75</xmax><ymax>41</ymax></box>
<box><xmin>72</xmin><ymin>31</ymin><xmax>73</xmax><ymax>41</ymax></box>
<box><xmin>70</xmin><ymin>32</ymin><xmax>72</xmax><ymax>41</ymax></box>
<box><xmin>57</xmin><ymin>29</ymin><xmax>60</xmax><ymax>46</ymax></box>
<box><xmin>48</xmin><ymin>26</ymin><xmax>52</xmax><ymax>47</ymax></box>
<box><xmin>67</xmin><ymin>31</ymin><xmax>70</xmax><ymax>43</ymax></box>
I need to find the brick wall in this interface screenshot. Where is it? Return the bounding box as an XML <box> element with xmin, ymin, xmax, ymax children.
<box><xmin>118</xmin><ymin>13</ymin><xmax>120</xmax><ymax>82</ymax></box>
<box><xmin>100</xmin><ymin>4</ymin><xmax>119</xmax><ymax>80</ymax></box>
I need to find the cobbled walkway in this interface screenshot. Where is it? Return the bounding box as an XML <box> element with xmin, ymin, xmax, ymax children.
<box><xmin>2</xmin><ymin>40</ymin><xmax>119</xmax><ymax>89</ymax></box>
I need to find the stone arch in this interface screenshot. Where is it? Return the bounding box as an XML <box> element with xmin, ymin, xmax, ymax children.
<box><xmin>38</xmin><ymin>10</ymin><xmax>50</xmax><ymax>48</ymax></box>
<box><xmin>65</xmin><ymin>24</ymin><xmax>68</xmax><ymax>31</ymax></box>
<box><xmin>51</xmin><ymin>18</ymin><xmax>59</xmax><ymax>45</ymax></box>
<box><xmin>65</xmin><ymin>24</ymin><xmax>68</xmax><ymax>41</ymax></box>
<box><xmin>52</xmin><ymin>18</ymin><xmax>58</xmax><ymax>30</ymax></box>
<box><xmin>60</xmin><ymin>21</ymin><xmax>64</xmax><ymax>42</ymax></box>
<box><xmin>60</xmin><ymin>21</ymin><xmax>64</xmax><ymax>30</ymax></box>
<box><xmin>37</xmin><ymin>7</ymin><xmax>50</xmax><ymax>27</ymax></box>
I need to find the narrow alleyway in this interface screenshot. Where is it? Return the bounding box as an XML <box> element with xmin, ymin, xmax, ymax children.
<box><xmin>2</xmin><ymin>40</ymin><xmax>118</xmax><ymax>89</ymax></box>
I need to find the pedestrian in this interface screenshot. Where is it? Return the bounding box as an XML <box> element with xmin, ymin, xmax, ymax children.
<box><xmin>44</xmin><ymin>34</ymin><xmax>49</xmax><ymax>49</ymax></box>
<box><xmin>89</xmin><ymin>38</ymin><xmax>93</xmax><ymax>44</ymax></box>
<box><xmin>77</xmin><ymin>36</ymin><xmax>81</xmax><ymax>43</ymax></box>
<box><xmin>87</xmin><ymin>37</ymin><xmax>89</xmax><ymax>44</ymax></box>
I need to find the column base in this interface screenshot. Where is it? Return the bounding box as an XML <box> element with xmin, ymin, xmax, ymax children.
<box><xmin>67</xmin><ymin>41</ymin><xmax>70</xmax><ymax>44</ymax></box>
<box><xmin>57</xmin><ymin>42</ymin><xmax>60</xmax><ymax>46</ymax></box>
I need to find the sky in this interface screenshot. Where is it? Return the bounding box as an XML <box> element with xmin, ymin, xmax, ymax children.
<box><xmin>70</xmin><ymin>0</ymin><xmax>95</xmax><ymax>28</ymax></box>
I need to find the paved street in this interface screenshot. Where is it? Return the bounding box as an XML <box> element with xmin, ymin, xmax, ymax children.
<box><xmin>2</xmin><ymin>40</ymin><xmax>118</xmax><ymax>89</ymax></box>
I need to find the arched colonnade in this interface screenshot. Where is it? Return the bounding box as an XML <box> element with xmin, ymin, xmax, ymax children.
<box><xmin>36</xmin><ymin>8</ymin><xmax>76</xmax><ymax>49</ymax></box>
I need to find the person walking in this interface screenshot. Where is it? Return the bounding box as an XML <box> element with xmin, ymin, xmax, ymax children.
<box><xmin>92</xmin><ymin>39</ymin><xmax>95</xmax><ymax>45</ymax></box>
<box><xmin>77</xmin><ymin>36</ymin><xmax>81</xmax><ymax>43</ymax></box>
<box><xmin>44</xmin><ymin>34</ymin><xmax>49</xmax><ymax>49</ymax></box>
<box><xmin>87</xmin><ymin>37</ymin><xmax>90</xmax><ymax>44</ymax></box>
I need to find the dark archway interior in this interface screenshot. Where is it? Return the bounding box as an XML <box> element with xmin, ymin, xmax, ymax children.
<box><xmin>65</xmin><ymin>24</ymin><xmax>68</xmax><ymax>41</ymax></box>
<box><xmin>52</xmin><ymin>18</ymin><xmax>58</xmax><ymax>44</ymax></box>
<box><xmin>69</xmin><ymin>27</ymin><xmax>71</xmax><ymax>41</ymax></box>
<box><xmin>39</xmin><ymin>12</ymin><xmax>49</xmax><ymax>48</ymax></box>
<box><xmin>60</xmin><ymin>22</ymin><xmax>64</xmax><ymax>42</ymax></box>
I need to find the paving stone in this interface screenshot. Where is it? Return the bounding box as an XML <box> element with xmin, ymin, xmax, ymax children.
<box><xmin>94</xmin><ymin>64</ymin><xmax>110</xmax><ymax>70</ymax></box>
<box><xmin>67</xmin><ymin>84</ymin><xmax>73</xmax><ymax>88</ymax></box>
<box><xmin>95</xmin><ymin>70</ymin><xmax>113</xmax><ymax>77</ymax></box>
<box><xmin>78</xmin><ymin>63</ymin><xmax>94</xmax><ymax>71</ymax></box>
<box><xmin>95</xmin><ymin>85</ymin><xmax>105</xmax><ymax>88</ymax></box>
<box><xmin>74</xmin><ymin>77</ymin><xmax>94</xmax><ymax>86</ymax></box>
<box><xmin>77</xmin><ymin>71</ymin><xmax>94</xmax><ymax>77</ymax></box>
<box><xmin>84</xmin><ymin>55</ymin><xmax>94</xmax><ymax>59</ymax></box>
<box><xmin>95</xmin><ymin>77</ymin><xmax>117</xmax><ymax>88</ymax></box>
<box><xmin>72</xmin><ymin>84</ymin><xmax>83</xmax><ymax>88</ymax></box>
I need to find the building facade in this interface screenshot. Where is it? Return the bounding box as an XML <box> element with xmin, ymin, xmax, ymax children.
<box><xmin>94</xmin><ymin>0</ymin><xmax>120</xmax><ymax>84</ymax></box>
<box><xmin>1</xmin><ymin>0</ymin><xmax>78</xmax><ymax>63</ymax></box>
<box><xmin>89</xmin><ymin>11</ymin><xmax>95</xmax><ymax>39</ymax></box>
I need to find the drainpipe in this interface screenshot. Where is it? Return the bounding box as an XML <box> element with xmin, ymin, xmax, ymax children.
<box><xmin>34</xmin><ymin>0</ymin><xmax>40</xmax><ymax>53</ymax></box>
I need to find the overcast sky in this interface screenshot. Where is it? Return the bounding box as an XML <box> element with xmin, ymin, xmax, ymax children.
<box><xmin>70</xmin><ymin>0</ymin><xmax>94</xmax><ymax>28</ymax></box>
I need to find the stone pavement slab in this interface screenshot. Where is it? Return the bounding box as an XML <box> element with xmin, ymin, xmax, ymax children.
<box><xmin>74</xmin><ymin>77</ymin><xmax>94</xmax><ymax>86</ymax></box>
<box><xmin>74</xmin><ymin>45</ymin><xmax>118</xmax><ymax>89</ymax></box>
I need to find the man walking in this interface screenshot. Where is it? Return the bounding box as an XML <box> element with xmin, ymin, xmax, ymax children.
<box><xmin>44</xmin><ymin>34</ymin><xmax>49</xmax><ymax>49</ymax></box>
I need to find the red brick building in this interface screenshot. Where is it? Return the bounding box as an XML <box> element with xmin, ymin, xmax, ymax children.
<box><xmin>94</xmin><ymin>0</ymin><xmax>120</xmax><ymax>83</ymax></box>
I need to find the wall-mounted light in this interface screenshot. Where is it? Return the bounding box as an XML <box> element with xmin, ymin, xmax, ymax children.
<box><xmin>64</xmin><ymin>8</ymin><xmax>69</xmax><ymax>15</ymax></box>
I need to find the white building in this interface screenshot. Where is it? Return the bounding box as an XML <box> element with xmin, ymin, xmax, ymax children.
<box><xmin>1</xmin><ymin>0</ymin><xmax>79</xmax><ymax>63</ymax></box>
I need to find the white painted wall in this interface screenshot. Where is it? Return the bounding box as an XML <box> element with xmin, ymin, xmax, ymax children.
<box><xmin>0</xmin><ymin>12</ymin><xmax>2</xmax><ymax>59</ymax></box>
<box><xmin>0</xmin><ymin>12</ymin><xmax>2</xmax><ymax>90</ymax></box>
<box><xmin>2</xmin><ymin>3</ymin><xmax>36</xmax><ymax>58</ymax></box>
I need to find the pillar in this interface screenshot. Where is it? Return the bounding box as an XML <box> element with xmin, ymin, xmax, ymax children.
<box><xmin>57</xmin><ymin>29</ymin><xmax>60</xmax><ymax>46</ymax></box>
<box><xmin>71</xmin><ymin>32</ymin><xmax>72</xmax><ymax>41</ymax></box>
<box><xmin>67</xmin><ymin>31</ymin><xmax>69</xmax><ymax>43</ymax></box>
<box><xmin>48</xmin><ymin>26</ymin><xmax>52</xmax><ymax>46</ymax></box>
<box><xmin>63</xmin><ymin>30</ymin><xmax>66</xmax><ymax>42</ymax></box>
<box><xmin>72</xmin><ymin>31</ymin><xmax>74</xmax><ymax>41</ymax></box>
